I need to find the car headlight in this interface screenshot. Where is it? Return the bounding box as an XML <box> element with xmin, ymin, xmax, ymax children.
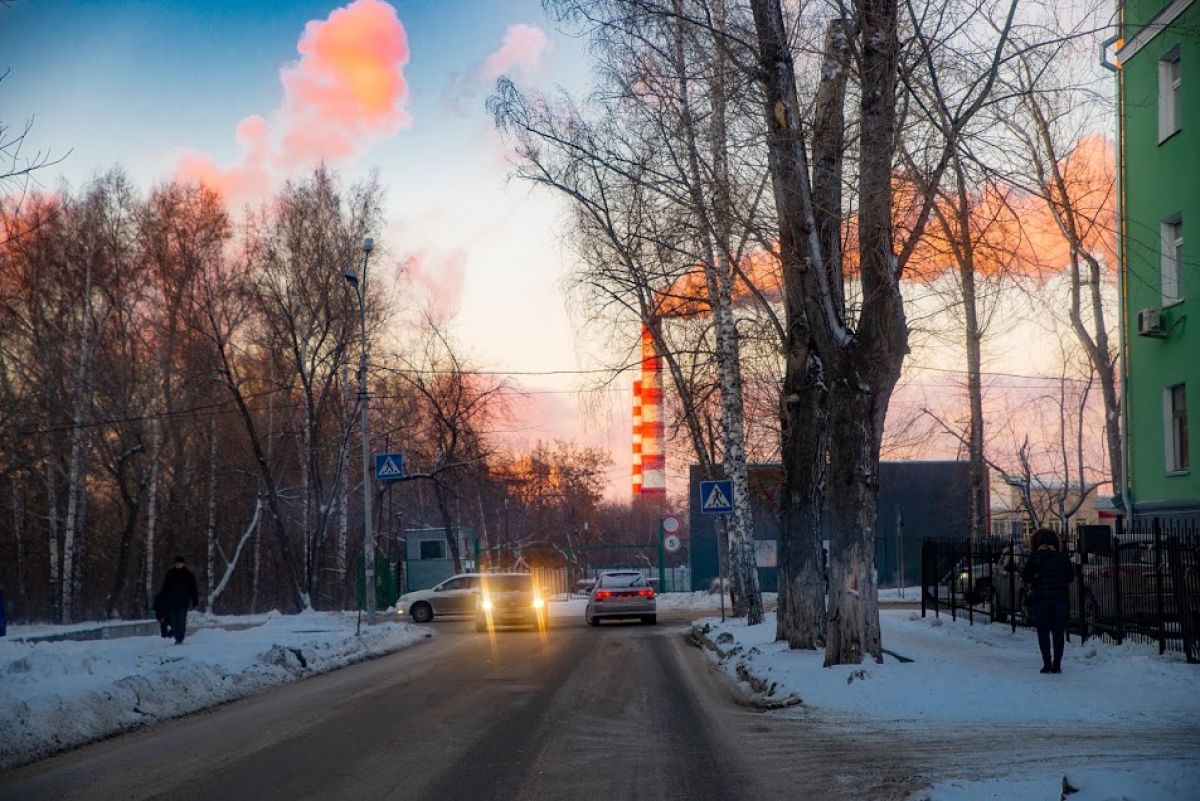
<box><xmin>481</xmin><ymin>598</ymin><xmax>493</xmax><ymax>611</ymax></box>
<box><xmin>532</xmin><ymin>597</ymin><xmax>545</xmax><ymax>609</ymax></box>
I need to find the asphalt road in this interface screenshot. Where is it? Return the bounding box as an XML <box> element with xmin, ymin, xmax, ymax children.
<box><xmin>3</xmin><ymin>610</ymin><xmax>856</xmax><ymax>801</ymax></box>
<box><xmin>7</xmin><ymin>607</ymin><xmax>1186</xmax><ymax>800</ymax></box>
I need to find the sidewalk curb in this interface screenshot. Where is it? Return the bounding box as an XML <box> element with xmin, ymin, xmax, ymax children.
<box><xmin>688</xmin><ymin>622</ymin><xmax>803</xmax><ymax>710</ymax></box>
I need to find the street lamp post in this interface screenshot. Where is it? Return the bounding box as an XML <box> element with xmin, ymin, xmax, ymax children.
<box><xmin>344</xmin><ymin>237</ymin><xmax>376</xmax><ymax>625</ymax></box>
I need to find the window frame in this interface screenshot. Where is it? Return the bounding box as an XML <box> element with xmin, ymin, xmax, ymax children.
<box><xmin>1158</xmin><ymin>45</ymin><xmax>1182</xmax><ymax>143</ymax></box>
<box><xmin>418</xmin><ymin>539</ymin><xmax>447</xmax><ymax>560</ymax></box>
<box><xmin>1165</xmin><ymin>383</ymin><xmax>1190</xmax><ymax>474</ymax></box>
<box><xmin>1161</xmin><ymin>213</ymin><xmax>1183</xmax><ymax>306</ymax></box>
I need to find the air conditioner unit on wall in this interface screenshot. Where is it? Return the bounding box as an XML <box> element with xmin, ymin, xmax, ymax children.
<box><xmin>1137</xmin><ymin>307</ymin><xmax>1165</xmax><ymax>337</ymax></box>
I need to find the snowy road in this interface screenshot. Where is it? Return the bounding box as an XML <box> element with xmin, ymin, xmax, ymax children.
<box><xmin>4</xmin><ymin>606</ymin><xmax>1196</xmax><ymax>800</ymax></box>
<box><xmin>2</xmin><ymin>610</ymin><xmax>895</xmax><ymax>801</ymax></box>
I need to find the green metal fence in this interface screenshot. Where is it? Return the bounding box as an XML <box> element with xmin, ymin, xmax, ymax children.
<box><xmin>355</xmin><ymin>556</ymin><xmax>398</xmax><ymax>609</ymax></box>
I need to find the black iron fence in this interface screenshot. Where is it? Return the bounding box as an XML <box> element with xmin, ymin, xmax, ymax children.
<box><xmin>920</xmin><ymin>515</ymin><xmax>1200</xmax><ymax>663</ymax></box>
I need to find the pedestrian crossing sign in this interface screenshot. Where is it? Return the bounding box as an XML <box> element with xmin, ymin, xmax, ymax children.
<box><xmin>374</xmin><ymin>453</ymin><xmax>405</xmax><ymax>482</ymax></box>
<box><xmin>699</xmin><ymin>480</ymin><xmax>734</xmax><ymax>514</ymax></box>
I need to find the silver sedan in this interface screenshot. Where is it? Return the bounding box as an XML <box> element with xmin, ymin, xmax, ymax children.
<box><xmin>585</xmin><ymin>571</ymin><xmax>656</xmax><ymax>626</ymax></box>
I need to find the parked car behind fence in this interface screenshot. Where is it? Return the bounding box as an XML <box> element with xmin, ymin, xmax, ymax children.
<box><xmin>921</xmin><ymin>515</ymin><xmax>1200</xmax><ymax>663</ymax></box>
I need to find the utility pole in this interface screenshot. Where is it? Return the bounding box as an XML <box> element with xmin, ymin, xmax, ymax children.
<box><xmin>344</xmin><ymin>237</ymin><xmax>376</xmax><ymax>625</ymax></box>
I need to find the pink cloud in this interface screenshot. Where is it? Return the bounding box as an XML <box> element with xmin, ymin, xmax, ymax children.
<box><xmin>178</xmin><ymin>0</ymin><xmax>410</xmax><ymax>204</ymax></box>
<box><xmin>403</xmin><ymin>249</ymin><xmax>467</xmax><ymax>321</ymax></box>
<box><xmin>481</xmin><ymin>23</ymin><xmax>548</xmax><ymax>82</ymax></box>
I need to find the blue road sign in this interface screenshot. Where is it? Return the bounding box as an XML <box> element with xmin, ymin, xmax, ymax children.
<box><xmin>374</xmin><ymin>453</ymin><xmax>405</xmax><ymax>482</ymax></box>
<box><xmin>699</xmin><ymin>480</ymin><xmax>734</xmax><ymax>514</ymax></box>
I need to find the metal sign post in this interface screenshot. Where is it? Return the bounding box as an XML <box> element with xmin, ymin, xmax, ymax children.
<box><xmin>659</xmin><ymin>515</ymin><xmax>679</xmax><ymax>592</ymax></box>
<box><xmin>699</xmin><ymin>481</ymin><xmax>734</xmax><ymax>621</ymax></box>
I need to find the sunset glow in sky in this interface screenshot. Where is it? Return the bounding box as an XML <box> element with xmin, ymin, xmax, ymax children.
<box><xmin>1</xmin><ymin>0</ymin><xmax>1116</xmax><ymax>498</ymax></box>
<box><xmin>1</xmin><ymin>0</ymin><xmax>638</xmax><ymax>486</ymax></box>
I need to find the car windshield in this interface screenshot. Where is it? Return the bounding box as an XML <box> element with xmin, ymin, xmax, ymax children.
<box><xmin>599</xmin><ymin>573</ymin><xmax>645</xmax><ymax>588</ymax></box>
<box><xmin>483</xmin><ymin>575</ymin><xmax>532</xmax><ymax>593</ymax></box>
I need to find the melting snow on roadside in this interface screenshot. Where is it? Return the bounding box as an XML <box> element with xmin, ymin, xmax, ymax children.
<box><xmin>695</xmin><ymin>609</ymin><xmax>1200</xmax><ymax>799</ymax></box>
<box><xmin>0</xmin><ymin>611</ymin><xmax>429</xmax><ymax>770</ymax></box>
<box><xmin>695</xmin><ymin>609</ymin><xmax>1200</xmax><ymax>727</ymax></box>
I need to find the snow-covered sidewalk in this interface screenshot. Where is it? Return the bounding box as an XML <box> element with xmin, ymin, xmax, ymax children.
<box><xmin>693</xmin><ymin>610</ymin><xmax>1200</xmax><ymax>799</ymax></box>
<box><xmin>695</xmin><ymin>609</ymin><xmax>1200</xmax><ymax>726</ymax></box>
<box><xmin>0</xmin><ymin>611</ymin><xmax>429</xmax><ymax>770</ymax></box>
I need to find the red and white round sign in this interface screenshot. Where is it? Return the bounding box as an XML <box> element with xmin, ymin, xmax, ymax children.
<box><xmin>662</xmin><ymin>515</ymin><xmax>680</xmax><ymax>533</ymax></box>
<box><xmin>664</xmin><ymin>534</ymin><xmax>682</xmax><ymax>553</ymax></box>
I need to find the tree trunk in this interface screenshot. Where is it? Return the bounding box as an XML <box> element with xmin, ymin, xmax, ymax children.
<box><xmin>776</xmin><ymin>349</ymin><xmax>829</xmax><ymax>648</ymax></box>
<box><xmin>824</xmin><ymin>386</ymin><xmax>886</xmax><ymax>665</ymax></box>
<box><xmin>205</xmin><ymin>415</ymin><xmax>218</xmax><ymax>612</ymax></box>
<box><xmin>12</xmin><ymin>477</ymin><xmax>27</xmax><ymax>622</ymax></box>
<box><xmin>62</xmin><ymin>264</ymin><xmax>95</xmax><ymax>625</ymax></box>
<box><xmin>251</xmin><ymin>489</ymin><xmax>263</xmax><ymax>614</ymax></box>
<box><xmin>105</xmin><ymin>456</ymin><xmax>142</xmax><ymax>619</ymax></box>
<box><xmin>336</xmin><ymin>362</ymin><xmax>352</xmax><ymax>600</ymax></box>
<box><xmin>300</xmin><ymin>401</ymin><xmax>313</xmax><ymax>598</ymax></box>
<box><xmin>776</xmin><ymin>15</ymin><xmax>849</xmax><ymax>649</ymax></box>
<box><xmin>44</xmin><ymin>442</ymin><xmax>61</xmax><ymax>623</ymax></box>
<box><xmin>144</xmin><ymin>416</ymin><xmax>162</xmax><ymax>616</ymax></box>
<box><xmin>434</xmin><ymin>481</ymin><xmax>463</xmax><ymax>574</ymax></box>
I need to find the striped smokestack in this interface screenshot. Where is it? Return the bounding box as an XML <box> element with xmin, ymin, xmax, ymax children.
<box><xmin>639</xmin><ymin>325</ymin><xmax>665</xmax><ymax>500</ymax></box>
<box><xmin>632</xmin><ymin>379</ymin><xmax>643</xmax><ymax>499</ymax></box>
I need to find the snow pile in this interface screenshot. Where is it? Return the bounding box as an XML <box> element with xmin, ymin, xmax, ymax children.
<box><xmin>0</xmin><ymin>611</ymin><xmax>429</xmax><ymax>770</ymax></box>
<box><xmin>912</xmin><ymin>763</ymin><xmax>1200</xmax><ymax>801</ymax></box>
<box><xmin>694</xmin><ymin>609</ymin><xmax>1200</xmax><ymax>727</ymax></box>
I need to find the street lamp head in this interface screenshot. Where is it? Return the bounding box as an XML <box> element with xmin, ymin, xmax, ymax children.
<box><xmin>362</xmin><ymin>236</ymin><xmax>375</xmax><ymax>254</ymax></box>
<box><xmin>343</xmin><ymin>269</ymin><xmax>359</xmax><ymax>286</ymax></box>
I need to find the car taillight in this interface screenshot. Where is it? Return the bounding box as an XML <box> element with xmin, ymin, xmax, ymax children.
<box><xmin>594</xmin><ymin>590</ymin><xmax>613</xmax><ymax>599</ymax></box>
<box><xmin>637</xmin><ymin>589</ymin><xmax>655</xmax><ymax>598</ymax></box>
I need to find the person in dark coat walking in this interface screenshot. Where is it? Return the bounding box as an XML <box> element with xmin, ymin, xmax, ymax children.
<box><xmin>1021</xmin><ymin>528</ymin><xmax>1074</xmax><ymax>673</ymax></box>
<box><xmin>159</xmin><ymin>556</ymin><xmax>199</xmax><ymax>644</ymax></box>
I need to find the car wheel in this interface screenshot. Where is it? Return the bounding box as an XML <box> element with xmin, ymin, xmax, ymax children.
<box><xmin>586</xmin><ymin>613</ymin><xmax>599</xmax><ymax>627</ymax></box>
<box><xmin>411</xmin><ymin>602</ymin><xmax>433</xmax><ymax>624</ymax></box>
<box><xmin>642</xmin><ymin>614</ymin><xmax>656</xmax><ymax>626</ymax></box>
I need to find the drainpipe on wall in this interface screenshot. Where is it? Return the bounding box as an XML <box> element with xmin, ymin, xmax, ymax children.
<box><xmin>1106</xmin><ymin>25</ymin><xmax>1137</xmax><ymax>522</ymax></box>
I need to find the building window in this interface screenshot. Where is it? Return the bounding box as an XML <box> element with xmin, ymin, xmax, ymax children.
<box><xmin>1161</xmin><ymin>214</ymin><xmax>1183</xmax><ymax>305</ymax></box>
<box><xmin>1158</xmin><ymin>46</ymin><xmax>1181</xmax><ymax>142</ymax></box>
<box><xmin>419</xmin><ymin>539</ymin><xmax>446</xmax><ymax>560</ymax></box>
<box><xmin>1165</xmin><ymin>384</ymin><xmax>1189</xmax><ymax>473</ymax></box>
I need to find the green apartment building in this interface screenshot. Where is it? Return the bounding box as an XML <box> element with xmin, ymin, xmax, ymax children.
<box><xmin>1118</xmin><ymin>0</ymin><xmax>1200</xmax><ymax>516</ymax></box>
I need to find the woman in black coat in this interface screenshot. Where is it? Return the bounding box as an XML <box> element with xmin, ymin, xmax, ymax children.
<box><xmin>1021</xmin><ymin>528</ymin><xmax>1074</xmax><ymax>673</ymax></box>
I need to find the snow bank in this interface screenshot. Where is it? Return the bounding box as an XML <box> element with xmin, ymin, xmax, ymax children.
<box><xmin>0</xmin><ymin>611</ymin><xmax>429</xmax><ymax>770</ymax></box>
<box><xmin>694</xmin><ymin>609</ymin><xmax>1200</xmax><ymax>727</ymax></box>
<box><xmin>911</xmin><ymin>763</ymin><xmax>1200</xmax><ymax>801</ymax></box>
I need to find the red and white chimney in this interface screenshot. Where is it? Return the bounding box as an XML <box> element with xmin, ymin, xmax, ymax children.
<box><xmin>638</xmin><ymin>325</ymin><xmax>666</xmax><ymax>501</ymax></box>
